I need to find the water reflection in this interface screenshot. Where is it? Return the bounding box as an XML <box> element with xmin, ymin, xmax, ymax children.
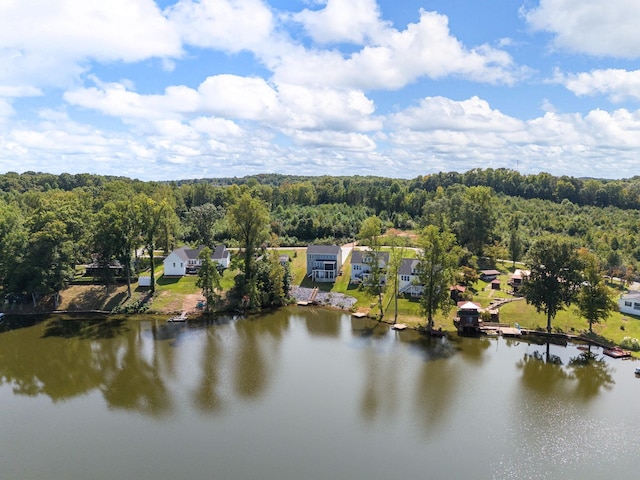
<box><xmin>0</xmin><ymin>314</ymin><xmax>624</xmax><ymax>422</ymax></box>
<box><xmin>517</xmin><ymin>342</ymin><xmax>615</xmax><ymax>400</ymax></box>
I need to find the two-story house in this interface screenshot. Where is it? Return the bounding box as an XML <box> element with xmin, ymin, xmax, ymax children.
<box><xmin>398</xmin><ymin>258</ymin><xmax>422</xmax><ymax>297</ymax></box>
<box><xmin>164</xmin><ymin>245</ymin><xmax>230</xmax><ymax>276</ymax></box>
<box><xmin>350</xmin><ymin>249</ymin><xmax>390</xmax><ymax>285</ymax></box>
<box><xmin>306</xmin><ymin>244</ymin><xmax>343</xmax><ymax>282</ymax></box>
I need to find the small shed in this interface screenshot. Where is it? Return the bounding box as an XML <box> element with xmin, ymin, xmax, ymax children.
<box><xmin>491</xmin><ymin>279</ymin><xmax>501</xmax><ymax>290</ymax></box>
<box><xmin>138</xmin><ymin>276</ymin><xmax>151</xmax><ymax>287</ymax></box>
<box><xmin>450</xmin><ymin>285</ymin><xmax>466</xmax><ymax>302</ymax></box>
<box><xmin>480</xmin><ymin>270</ymin><xmax>500</xmax><ymax>282</ymax></box>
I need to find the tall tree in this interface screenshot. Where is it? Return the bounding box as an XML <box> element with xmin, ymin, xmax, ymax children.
<box><xmin>453</xmin><ymin>186</ymin><xmax>496</xmax><ymax>255</ymax></box>
<box><xmin>196</xmin><ymin>247</ymin><xmax>222</xmax><ymax>313</ymax></box>
<box><xmin>386</xmin><ymin>233</ymin><xmax>405</xmax><ymax>324</ymax></box>
<box><xmin>576</xmin><ymin>250</ymin><xmax>615</xmax><ymax>333</ymax></box>
<box><xmin>358</xmin><ymin>215</ymin><xmax>385</xmax><ymax>320</ymax></box>
<box><xmin>417</xmin><ymin>225</ymin><xmax>460</xmax><ymax>332</ymax></box>
<box><xmin>137</xmin><ymin>194</ymin><xmax>169</xmax><ymax>294</ymax></box>
<box><xmin>226</xmin><ymin>192</ymin><xmax>270</xmax><ymax>308</ymax></box>
<box><xmin>0</xmin><ymin>200</ymin><xmax>27</xmax><ymax>297</ymax></box>
<box><xmin>94</xmin><ymin>199</ymin><xmax>141</xmax><ymax>298</ymax></box>
<box><xmin>521</xmin><ymin>236</ymin><xmax>582</xmax><ymax>333</ymax></box>
<box><xmin>508</xmin><ymin>213</ymin><xmax>522</xmax><ymax>267</ymax></box>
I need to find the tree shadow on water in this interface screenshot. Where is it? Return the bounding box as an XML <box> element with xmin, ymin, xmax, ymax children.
<box><xmin>43</xmin><ymin>317</ymin><xmax>128</xmax><ymax>339</ymax></box>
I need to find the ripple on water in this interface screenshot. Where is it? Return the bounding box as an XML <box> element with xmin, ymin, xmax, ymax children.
<box><xmin>491</xmin><ymin>396</ymin><xmax>639</xmax><ymax>479</ymax></box>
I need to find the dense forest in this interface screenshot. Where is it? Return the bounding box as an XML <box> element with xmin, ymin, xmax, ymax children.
<box><xmin>1</xmin><ymin>168</ymin><xmax>639</xmax><ymax>308</ymax></box>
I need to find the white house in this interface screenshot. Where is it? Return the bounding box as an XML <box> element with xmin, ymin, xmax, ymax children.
<box><xmin>398</xmin><ymin>258</ymin><xmax>422</xmax><ymax>297</ymax></box>
<box><xmin>350</xmin><ymin>249</ymin><xmax>390</xmax><ymax>284</ymax></box>
<box><xmin>619</xmin><ymin>292</ymin><xmax>640</xmax><ymax>316</ymax></box>
<box><xmin>306</xmin><ymin>244</ymin><xmax>343</xmax><ymax>282</ymax></box>
<box><xmin>163</xmin><ymin>245</ymin><xmax>230</xmax><ymax>276</ymax></box>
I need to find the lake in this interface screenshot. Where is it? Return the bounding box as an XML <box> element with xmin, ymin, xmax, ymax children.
<box><xmin>0</xmin><ymin>308</ymin><xmax>638</xmax><ymax>480</ymax></box>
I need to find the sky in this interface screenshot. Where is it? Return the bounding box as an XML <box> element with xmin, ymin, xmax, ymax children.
<box><xmin>2</xmin><ymin>0</ymin><xmax>640</xmax><ymax>181</ymax></box>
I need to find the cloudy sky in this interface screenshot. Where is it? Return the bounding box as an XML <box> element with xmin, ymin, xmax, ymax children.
<box><xmin>2</xmin><ymin>0</ymin><xmax>640</xmax><ymax>181</ymax></box>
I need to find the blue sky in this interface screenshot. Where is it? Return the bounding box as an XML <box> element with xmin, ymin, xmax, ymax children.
<box><xmin>2</xmin><ymin>0</ymin><xmax>640</xmax><ymax>181</ymax></box>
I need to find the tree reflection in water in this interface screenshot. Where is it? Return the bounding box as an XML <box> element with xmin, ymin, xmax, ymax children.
<box><xmin>518</xmin><ymin>342</ymin><xmax>615</xmax><ymax>400</ymax></box>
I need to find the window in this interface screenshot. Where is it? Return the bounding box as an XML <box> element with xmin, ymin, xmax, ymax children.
<box><xmin>625</xmin><ymin>301</ymin><xmax>632</xmax><ymax>307</ymax></box>
<box><xmin>634</xmin><ymin>303</ymin><xmax>640</xmax><ymax>310</ymax></box>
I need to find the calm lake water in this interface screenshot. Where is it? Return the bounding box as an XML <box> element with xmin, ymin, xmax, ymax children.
<box><xmin>0</xmin><ymin>308</ymin><xmax>638</xmax><ymax>480</ymax></box>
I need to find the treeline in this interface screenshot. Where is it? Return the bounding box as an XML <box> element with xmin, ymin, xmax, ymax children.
<box><xmin>1</xmin><ymin>169</ymin><xmax>639</xmax><ymax>308</ymax></box>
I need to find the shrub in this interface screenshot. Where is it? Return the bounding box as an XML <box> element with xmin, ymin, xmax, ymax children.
<box><xmin>620</xmin><ymin>336</ymin><xmax>640</xmax><ymax>351</ymax></box>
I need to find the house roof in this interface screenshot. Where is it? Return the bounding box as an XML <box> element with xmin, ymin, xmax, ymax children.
<box><xmin>480</xmin><ymin>269</ymin><xmax>500</xmax><ymax>276</ymax></box>
<box><xmin>399</xmin><ymin>258</ymin><xmax>420</xmax><ymax>276</ymax></box>
<box><xmin>351</xmin><ymin>249</ymin><xmax>390</xmax><ymax>264</ymax></box>
<box><xmin>450</xmin><ymin>285</ymin><xmax>466</xmax><ymax>292</ymax></box>
<box><xmin>212</xmin><ymin>244</ymin><xmax>229</xmax><ymax>260</ymax></box>
<box><xmin>511</xmin><ymin>269</ymin><xmax>530</xmax><ymax>279</ymax></box>
<box><xmin>491</xmin><ymin>279</ymin><xmax>501</xmax><ymax>284</ymax></box>
<box><xmin>457</xmin><ymin>301</ymin><xmax>481</xmax><ymax>310</ymax></box>
<box><xmin>307</xmin><ymin>244</ymin><xmax>341</xmax><ymax>255</ymax></box>
<box><xmin>621</xmin><ymin>291</ymin><xmax>640</xmax><ymax>300</ymax></box>
<box><xmin>169</xmin><ymin>245</ymin><xmax>225</xmax><ymax>261</ymax></box>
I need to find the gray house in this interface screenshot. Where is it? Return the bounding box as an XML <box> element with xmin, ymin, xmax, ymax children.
<box><xmin>306</xmin><ymin>244</ymin><xmax>343</xmax><ymax>282</ymax></box>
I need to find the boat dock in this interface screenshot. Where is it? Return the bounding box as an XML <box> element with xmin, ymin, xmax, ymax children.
<box><xmin>168</xmin><ymin>311</ymin><xmax>188</xmax><ymax>323</ymax></box>
<box><xmin>480</xmin><ymin>324</ymin><xmax>521</xmax><ymax>337</ymax></box>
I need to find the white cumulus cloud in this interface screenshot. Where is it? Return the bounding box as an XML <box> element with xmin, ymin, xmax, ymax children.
<box><xmin>525</xmin><ymin>0</ymin><xmax>640</xmax><ymax>58</ymax></box>
<box><xmin>555</xmin><ymin>68</ymin><xmax>640</xmax><ymax>102</ymax></box>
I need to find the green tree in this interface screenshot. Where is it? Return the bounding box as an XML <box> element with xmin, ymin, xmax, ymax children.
<box><xmin>0</xmin><ymin>200</ymin><xmax>27</xmax><ymax>297</ymax></box>
<box><xmin>18</xmin><ymin>191</ymin><xmax>91</xmax><ymax>307</ymax></box>
<box><xmin>576</xmin><ymin>250</ymin><xmax>615</xmax><ymax>333</ymax></box>
<box><xmin>417</xmin><ymin>225</ymin><xmax>460</xmax><ymax>332</ymax></box>
<box><xmin>508</xmin><ymin>213</ymin><xmax>522</xmax><ymax>267</ymax></box>
<box><xmin>226</xmin><ymin>192</ymin><xmax>270</xmax><ymax>308</ymax></box>
<box><xmin>254</xmin><ymin>251</ymin><xmax>289</xmax><ymax>307</ymax></box>
<box><xmin>521</xmin><ymin>236</ymin><xmax>583</xmax><ymax>333</ymax></box>
<box><xmin>185</xmin><ymin>203</ymin><xmax>226</xmax><ymax>246</ymax></box>
<box><xmin>386</xmin><ymin>233</ymin><xmax>405</xmax><ymax>324</ymax></box>
<box><xmin>137</xmin><ymin>194</ymin><xmax>170</xmax><ymax>294</ymax></box>
<box><xmin>453</xmin><ymin>186</ymin><xmax>496</xmax><ymax>255</ymax></box>
<box><xmin>196</xmin><ymin>247</ymin><xmax>222</xmax><ymax>313</ymax></box>
<box><xmin>358</xmin><ymin>215</ymin><xmax>385</xmax><ymax>320</ymax></box>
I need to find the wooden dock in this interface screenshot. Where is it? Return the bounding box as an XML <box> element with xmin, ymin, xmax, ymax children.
<box><xmin>168</xmin><ymin>311</ymin><xmax>188</xmax><ymax>323</ymax></box>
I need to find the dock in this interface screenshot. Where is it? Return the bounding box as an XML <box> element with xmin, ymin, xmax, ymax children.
<box><xmin>168</xmin><ymin>311</ymin><xmax>188</xmax><ymax>323</ymax></box>
<box><xmin>392</xmin><ymin>323</ymin><xmax>408</xmax><ymax>330</ymax></box>
<box><xmin>480</xmin><ymin>324</ymin><xmax>521</xmax><ymax>337</ymax></box>
<box><xmin>603</xmin><ymin>347</ymin><xmax>631</xmax><ymax>358</ymax></box>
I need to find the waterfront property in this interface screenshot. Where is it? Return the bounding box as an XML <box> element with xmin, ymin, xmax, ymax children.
<box><xmin>306</xmin><ymin>244</ymin><xmax>343</xmax><ymax>282</ymax></box>
<box><xmin>349</xmin><ymin>249</ymin><xmax>390</xmax><ymax>285</ymax></box>
<box><xmin>163</xmin><ymin>245</ymin><xmax>230</xmax><ymax>276</ymax></box>
<box><xmin>398</xmin><ymin>258</ymin><xmax>422</xmax><ymax>297</ymax></box>
<box><xmin>454</xmin><ymin>300</ymin><xmax>482</xmax><ymax>335</ymax></box>
<box><xmin>618</xmin><ymin>291</ymin><xmax>640</xmax><ymax>316</ymax></box>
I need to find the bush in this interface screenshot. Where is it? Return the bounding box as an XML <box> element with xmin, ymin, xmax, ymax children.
<box><xmin>620</xmin><ymin>336</ymin><xmax>640</xmax><ymax>351</ymax></box>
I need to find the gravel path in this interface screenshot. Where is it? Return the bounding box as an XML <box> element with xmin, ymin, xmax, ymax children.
<box><xmin>289</xmin><ymin>286</ymin><xmax>357</xmax><ymax>310</ymax></box>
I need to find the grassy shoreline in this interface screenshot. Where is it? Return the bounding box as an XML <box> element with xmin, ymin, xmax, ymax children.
<box><xmin>4</xmin><ymin>252</ymin><xmax>639</xmax><ymax>356</ymax></box>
